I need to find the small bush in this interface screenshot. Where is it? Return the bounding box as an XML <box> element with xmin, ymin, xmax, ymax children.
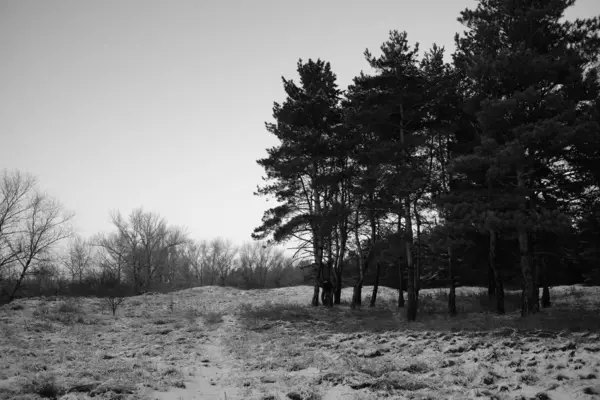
<box><xmin>23</xmin><ymin>372</ymin><xmax>63</xmax><ymax>398</ymax></box>
<box><xmin>10</xmin><ymin>303</ymin><xmax>25</xmax><ymax>311</ymax></box>
<box><xmin>57</xmin><ymin>300</ymin><xmax>80</xmax><ymax>313</ymax></box>
<box><xmin>203</xmin><ymin>311</ymin><xmax>224</xmax><ymax>325</ymax></box>
<box><xmin>96</xmin><ymin>282</ymin><xmax>134</xmax><ymax>316</ymax></box>
<box><xmin>32</xmin><ymin>305</ymin><xmax>51</xmax><ymax>319</ymax></box>
<box><xmin>104</xmin><ymin>296</ymin><xmax>126</xmax><ymax>316</ymax></box>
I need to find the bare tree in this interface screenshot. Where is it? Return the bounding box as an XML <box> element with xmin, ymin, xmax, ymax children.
<box><xmin>269</xmin><ymin>257</ymin><xmax>291</xmax><ymax>287</ymax></box>
<box><xmin>238</xmin><ymin>241</ymin><xmax>260</xmax><ymax>286</ymax></box>
<box><xmin>0</xmin><ymin>173</ymin><xmax>74</xmax><ymax>300</ymax></box>
<box><xmin>200</xmin><ymin>240</ymin><xmax>217</xmax><ymax>285</ymax></box>
<box><xmin>95</xmin><ymin>208</ymin><xmax>188</xmax><ymax>293</ymax></box>
<box><xmin>238</xmin><ymin>241</ymin><xmax>285</xmax><ymax>288</ymax></box>
<box><xmin>210</xmin><ymin>238</ymin><xmax>237</xmax><ymax>286</ymax></box>
<box><xmin>94</xmin><ymin>232</ymin><xmax>128</xmax><ymax>283</ymax></box>
<box><xmin>183</xmin><ymin>240</ymin><xmax>214</xmax><ymax>285</ymax></box>
<box><xmin>265</xmin><ymin>254</ymin><xmax>298</xmax><ymax>287</ymax></box>
<box><xmin>0</xmin><ymin>170</ymin><xmax>37</xmax><ymax>276</ymax></box>
<box><xmin>61</xmin><ymin>235</ymin><xmax>94</xmax><ymax>283</ymax></box>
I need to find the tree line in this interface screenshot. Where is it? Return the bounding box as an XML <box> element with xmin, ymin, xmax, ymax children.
<box><xmin>252</xmin><ymin>0</ymin><xmax>600</xmax><ymax>319</ymax></box>
<box><xmin>0</xmin><ymin>170</ymin><xmax>303</xmax><ymax>304</ymax></box>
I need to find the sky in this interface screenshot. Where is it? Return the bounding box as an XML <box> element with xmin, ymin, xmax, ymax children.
<box><xmin>1</xmin><ymin>0</ymin><xmax>598</xmax><ymax>251</ymax></box>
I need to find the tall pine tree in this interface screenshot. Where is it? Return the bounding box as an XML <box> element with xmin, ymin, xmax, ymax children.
<box><xmin>454</xmin><ymin>0</ymin><xmax>600</xmax><ymax>315</ymax></box>
<box><xmin>253</xmin><ymin>59</ymin><xmax>343</xmax><ymax>306</ymax></box>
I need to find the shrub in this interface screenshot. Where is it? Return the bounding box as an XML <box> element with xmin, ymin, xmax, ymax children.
<box><xmin>57</xmin><ymin>300</ymin><xmax>80</xmax><ymax>313</ymax></box>
<box><xmin>203</xmin><ymin>311</ymin><xmax>225</xmax><ymax>325</ymax></box>
<box><xmin>23</xmin><ymin>372</ymin><xmax>63</xmax><ymax>398</ymax></box>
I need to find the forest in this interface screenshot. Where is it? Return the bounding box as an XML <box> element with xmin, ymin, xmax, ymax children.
<box><xmin>1</xmin><ymin>0</ymin><xmax>599</xmax><ymax>324</ymax></box>
<box><xmin>251</xmin><ymin>0</ymin><xmax>600</xmax><ymax>320</ymax></box>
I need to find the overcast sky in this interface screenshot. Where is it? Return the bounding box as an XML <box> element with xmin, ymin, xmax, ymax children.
<box><xmin>1</xmin><ymin>0</ymin><xmax>598</xmax><ymax>250</ymax></box>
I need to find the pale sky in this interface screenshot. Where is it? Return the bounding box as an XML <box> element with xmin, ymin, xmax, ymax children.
<box><xmin>1</xmin><ymin>0</ymin><xmax>598</xmax><ymax>250</ymax></box>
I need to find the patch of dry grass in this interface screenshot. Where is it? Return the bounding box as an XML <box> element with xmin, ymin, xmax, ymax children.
<box><xmin>220</xmin><ymin>285</ymin><xmax>600</xmax><ymax>399</ymax></box>
<box><xmin>0</xmin><ymin>293</ymin><xmax>215</xmax><ymax>399</ymax></box>
<box><xmin>2</xmin><ymin>284</ymin><xmax>600</xmax><ymax>399</ymax></box>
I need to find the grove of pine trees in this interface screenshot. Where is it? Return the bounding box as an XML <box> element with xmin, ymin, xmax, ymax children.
<box><xmin>254</xmin><ymin>0</ymin><xmax>600</xmax><ymax>320</ymax></box>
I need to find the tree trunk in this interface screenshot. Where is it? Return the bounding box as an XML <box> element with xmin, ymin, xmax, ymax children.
<box><xmin>370</xmin><ymin>262</ymin><xmax>381</xmax><ymax>307</ymax></box>
<box><xmin>352</xmin><ymin>283</ymin><xmax>362</xmax><ymax>308</ymax></box>
<box><xmin>351</xmin><ymin>202</ymin><xmax>365</xmax><ymax>309</ymax></box>
<box><xmin>324</xmin><ymin>258</ymin><xmax>334</xmax><ymax>308</ymax></box>
<box><xmin>311</xmin><ymin>246</ymin><xmax>324</xmax><ymax>307</ymax></box>
<box><xmin>398</xmin><ymin>262</ymin><xmax>404</xmax><ymax>308</ymax></box>
<box><xmin>9</xmin><ymin>257</ymin><xmax>34</xmax><ymax>302</ymax></box>
<box><xmin>8</xmin><ymin>277</ymin><xmax>23</xmax><ymax>302</ymax></box>
<box><xmin>327</xmin><ymin>240</ymin><xmax>333</xmax><ymax>286</ymax></box>
<box><xmin>405</xmin><ymin>198</ymin><xmax>417</xmax><ymax>321</ymax></box>
<box><xmin>495</xmin><ymin>274</ymin><xmax>505</xmax><ymax>314</ymax></box>
<box><xmin>489</xmin><ymin>228</ymin><xmax>505</xmax><ymax>314</ymax></box>
<box><xmin>541</xmin><ymin>256</ymin><xmax>551</xmax><ymax>308</ymax></box>
<box><xmin>531</xmin><ymin>232</ymin><xmax>540</xmax><ymax>311</ymax></box>
<box><xmin>311</xmin><ymin>164</ymin><xmax>325</xmax><ymax>307</ymax></box>
<box><xmin>541</xmin><ymin>283</ymin><xmax>550</xmax><ymax>308</ymax></box>
<box><xmin>397</xmin><ymin>211</ymin><xmax>404</xmax><ymax>308</ymax></box>
<box><xmin>324</xmin><ymin>254</ymin><xmax>334</xmax><ymax>307</ymax></box>
<box><xmin>334</xmin><ymin>262</ymin><xmax>342</xmax><ymax>304</ymax></box>
<box><xmin>352</xmin><ymin>251</ymin><xmax>369</xmax><ymax>308</ymax></box>
<box><xmin>519</xmin><ymin>227</ymin><xmax>538</xmax><ymax>316</ymax></box>
<box><xmin>488</xmin><ymin>262</ymin><xmax>496</xmax><ymax>300</ymax></box>
<box><xmin>448</xmin><ymin>246</ymin><xmax>457</xmax><ymax>316</ymax></box>
<box><xmin>324</xmin><ymin>285</ymin><xmax>334</xmax><ymax>307</ymax></box>
<box><xmin>334</xmin><ymin>172</ymin><xmax>349</xmax><ymax>306</ymax></box>
<box><xmin>414</xmin><ymin>200</ymin><xmax>421</xmax><ymax>302</ymax></box>
<box><xmin>368</xmin><ymin>197</ymin><xmax>379</xmax><ymax>308</ymax></box>
<box><xmin>517</xmin><ymin>169</ymin><xmax>538</xmax><ymax>317</ymax></box>
<box><xmin>311</xmin><ymin>284</ymin><xmax>320</xmax><ymax>307</ymax></box>
<box><xmin>311</xmin><ymin>262</ymin><xmax>323</xmax><ymax>306</ymax></box>
<box><xmin>333</xmin><ymin>231</ymin><xmax>346</xmax><ymax>305</ymax></box>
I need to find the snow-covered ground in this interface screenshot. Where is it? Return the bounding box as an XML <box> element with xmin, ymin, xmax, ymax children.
<box><xmin>1</xmin><ymin>284</ymin><xmax>599</xmax><ymax>399</ymax></box>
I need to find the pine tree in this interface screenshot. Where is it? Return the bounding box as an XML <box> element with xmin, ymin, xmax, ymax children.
<box><xmin>454</xmin><ymin>0</ymin><xmax>600</xmax><ymax>316</ymax></box>
<box><xmin>253</xmin><ymin>59</ymin><xmax>344</xmax><ymax>306</ymax></box>
<box><xmin>344</xmin><ymin>31</ymin><xmax>428</xmax><ymax>320</ymax></box>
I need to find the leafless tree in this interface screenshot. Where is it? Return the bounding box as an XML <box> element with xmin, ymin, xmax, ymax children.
<box><xmin>269</xmin><ymin>256</ymin><xmax>297</xmax><ymax>288</ymax></box>
<box><xmin>95</xmin><ymin>207</ymin><xmax>188</xmax><ymax>293</ymax></box>
<box><xmin>105</xmin><ymin>295</ymin><xmax>126</xmax><ymax>317</ymax></box>
<box><xmin>200</xmin><ymin>240</ymin><xmax>217</xmax><ymax>284</ymax></box>
<box><xmin>210</xmin><ymin>237</ymin><xmax>237</xmax><ymax>286</ymax></box>
<box><xmin>61</xmin><ymin>235</ymin><xmax>94</xmax><ymax>283</ymax></box>
<box><xmin>238</xmin><ymin>241</ymin><xmax>285</xmax><ymax>287</ymax></box>
<box><xmin>183</xmin><ymin>240</ymin><xmax>213</xmax><ymax>285</ymax></box>
<box><xmin>161</xmin><ymin>244</ymin><xmax>191</xmax><ymax>286</ymax></box>
<box><xmin>0</xmin><ymin>170</ymin><xmax>37</xmax><ymax>276</ymax></box>
<box><xmin>238</xmin><ymin>241</ymin><xmax>260</xmax><ymax>286</ymax></box>
<box><xmin>28</xmin><ymin>258</ymin><xmax>62</xmax><ymax>293</ymax></box>
<box><xmin>0</xmin><ymin>170</ymin><xmax>74</xmax><ymax>300</ymax></box>
<box><xmin>94</xmin><ymin>232</ymin><xmax>128</xmax><ymax>283</ymax></box>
